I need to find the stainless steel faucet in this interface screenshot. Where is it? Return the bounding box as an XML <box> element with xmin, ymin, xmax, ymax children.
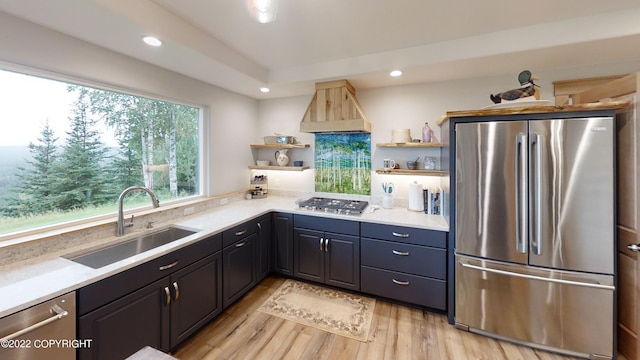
<box><xmin>117</xmin><ymin>186</ymin><xmax>160</xmax><ymax>236</ymax></box>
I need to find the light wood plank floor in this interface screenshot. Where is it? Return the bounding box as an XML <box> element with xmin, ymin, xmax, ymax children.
<box><xmin>172</xmin><ymin>276</ymin><xmax>596</xmax><ymax>360</ymax></box>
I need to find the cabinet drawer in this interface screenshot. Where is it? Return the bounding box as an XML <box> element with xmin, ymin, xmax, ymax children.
<box><xmin>78</xmin><ymin>233</ymin><xmax>222</xmax><ymax>315</ymax></box>
<box><xmin>361</xmin><ymin>266</ymin><xmax>446</xmax><ymax>310</ymax></box>
<box><xmin>361</xmin><ymin>238</ymin><xmax>445</xmax><ymax>279</ymax></box>
<box><xmin>293</xmin><ymin>214</ymin><xmax>359</xmax><ymax>236</ymax></box>
<box><xmin>223</xmin><ymin>219</ymin><xmax>258</xmax><ymax>248</ymax></box>
<box><xmin>360</xmin><ymin>222</ymin><xmax>446</xmax><ymax>248</ymax></box>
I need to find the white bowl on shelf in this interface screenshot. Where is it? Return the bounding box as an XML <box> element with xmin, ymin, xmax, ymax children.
<box><xmin>256</xmin><ymin>160</ymin><xmax>270</xmax><ymax>166</ymax></box>
<box><xmin>391</xmin><ymin>128</ymin><xmax>412</xmax><ymax>143</ymax></box>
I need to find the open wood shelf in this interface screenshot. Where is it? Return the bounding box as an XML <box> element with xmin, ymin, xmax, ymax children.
<box><xmin>248</xmin><ymin>165</ymin><xmax>310</xmax><ymax>171</ymax></box>
<box><xmin>375</xmin><ymin>169</ymin><xmax>448</xmax><ymax>176</ymax></box>
<box><xmin>376</xmin><ymin>142</ymin><xmax>446</xmax><ymax>148</ymax></box>
<box><xmin>250</xmin><ymin>144</ymin><xmax>310</xmax><ymax>149</ymax></box>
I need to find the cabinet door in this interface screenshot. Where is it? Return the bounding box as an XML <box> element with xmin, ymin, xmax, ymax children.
<box><xmin>78</xmin><ymin>278</ymin><xmax>170</xmax><ymax>360</ymax></box>
<box><xmin>170</xmin><ymin>252</ymin><xmax>222</xmax><ymax>349</ymax></box>
<box><xmin>257</xmin><ymin>214</ymin><xmax>272</xmax><ymax>281</ymax></box>
<box><xmin>273</xmin><ymin>212</ymin><xmax>294</xmax><ymax>275</ymax></box>
<box><xmin>223</xmin><ymin>233</ymin><xmax>257</xmax><ymax>308</ymax></box>
<box><xmin>294</xmin><ymin>228</ymin><xmax>324</xmax><ymax>283</ymax></box>
<box><xmin>325</xmin><ymin>232</ymin><xmax>360</xmax><ymax>291</ymax></box>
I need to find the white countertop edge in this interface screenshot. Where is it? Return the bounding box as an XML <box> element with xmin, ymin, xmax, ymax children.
<box><xmin>0</xmin><ymin>196</ymin><xmax>448</xmax><ymax>318</ymax></box>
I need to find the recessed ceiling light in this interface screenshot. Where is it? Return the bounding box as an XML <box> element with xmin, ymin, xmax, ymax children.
<box><xmin>260</xmin><ymin>87</ymin><xmax>271</xmax><ymax>93</ymax></box>
<box><xmin>248</xmin><ymin>0</ymin><xmax>278</xmax><ymax>23</ymax></box>
<box><xmin>142</xmin><ymin>36</ymin><xmax>162</xmax><ymax>47</ymax></box>
<box><xmin>390</xmin><ymin>70</ymin><xmax>403</xmax><ymax>77</ymax></box>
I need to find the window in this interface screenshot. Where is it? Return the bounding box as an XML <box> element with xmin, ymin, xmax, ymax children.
<box><xmin>0</xmin><ymin>69</ymin><xmax>201</xmax><ymax>237</ymax></box>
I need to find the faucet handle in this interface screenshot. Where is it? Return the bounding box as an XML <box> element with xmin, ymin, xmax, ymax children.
<box><xmin>125</xmin><ymin>214</ymin><xmax>135</xmax><ymax>228</ymax></box>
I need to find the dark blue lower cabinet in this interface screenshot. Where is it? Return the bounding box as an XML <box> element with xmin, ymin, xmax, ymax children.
<box><xmin>78</xmin><ymin>278</ymin><xmax>170</xmax><ymax>360</ymax></box>
<box><xmin>77</xmin><ymin>234</ymin><xmax>223</xmax><ymax>360</ymax></box>
<box><xmin>293</xmin><ymin>227</ymin><xmax>360</xmax><ymax>292</ymax></box>
<box><xmin>256</xmin><ymin>214</ymin><xmax>272</xmax><ymax>281</ymax></box>
<box><xmin>222</xmin><ymin>233</ymin><xmax>257</xmax><ymax>309</ymax></box>
<box><xmin>360</xmin><ymin>222</ymin><xmax>447</xmax><ymax>311</ymax></box>
<box><xmin>170</xmin><ymin>253</ymin><xmax>223</xmax><ymax>346</ymax></box>
<box><xmin>272</xmin><ymin>212</ymin><xmax>294</xmax><ymax>276</ymax></box>
<box><xmin>76</xmin><ymin>213</ymin><xmax>448</xmax><ymax>359</ymax></box>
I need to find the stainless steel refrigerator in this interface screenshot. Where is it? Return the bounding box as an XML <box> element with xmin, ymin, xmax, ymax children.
<box><xmin>453</xmin><ymin>116</ymin><xmax>616</xmax><ymax>359</ymax></box>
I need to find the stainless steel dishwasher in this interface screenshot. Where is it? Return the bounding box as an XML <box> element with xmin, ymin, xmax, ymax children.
<box><xmin>0</xmin><ymin>291</ymin><xmax>76</xmax><ymax>360</ymax></box>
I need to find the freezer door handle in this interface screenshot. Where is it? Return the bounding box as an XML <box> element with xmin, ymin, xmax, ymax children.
<box><xmin>515</xmin><ymin>133</ymin><xmax>528</xmax><ymax>253</ymax></box>
<box><xmin>459</xmin><ymin>261</ymin><xmax>614</xmax><ymax>290</ymax></box>
<box><xmin>530</xmin><ymin>133</ymin><xmax>543</xmax><ymax>256</ymax></box>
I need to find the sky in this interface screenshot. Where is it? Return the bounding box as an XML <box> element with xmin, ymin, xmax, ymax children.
<box><xmin>0</xmin><ymin>69</ymin><xmax>117</xmax><ymax>147</ymax></box>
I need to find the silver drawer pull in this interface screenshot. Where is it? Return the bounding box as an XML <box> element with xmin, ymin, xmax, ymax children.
<box><xmin>392</xmin><ymin>232</ymin><xmax>410</xmax><ymax>238</ymax></box>
<box><xmin>159</xmin><ymin>260</ymin><xmax>179</xmax><ymax>271</ymax></box>
<box><xmin>235</xmin><ymin>229</ymin><xmax>247</xmax><ymax>236</ymax></box>
<box><xmin>235</xmin><ymin>241</ymin><xmax>247</xmax><ymax>248</ymax></box>
<box><xmin>392</xmin><ymin>279</ymin><xmax>410</xmax><ymax>286</ymax></box>
<box><xmin>392</xmin><ymin>250</ymin><xmax>409</xmax><ymax>256</ymax></box>
<box><xmin>0</xmin><ymin>305</ymin><xmax>68</xmax><ymax>341</ymax></box>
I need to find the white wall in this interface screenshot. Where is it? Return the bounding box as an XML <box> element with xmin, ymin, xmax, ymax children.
<box><xmin>0</xmin><ymin>11</ymin><xmax>257</xmax><ymax>196</ymax></box>
<box><xmin>257</xmin><ymin>61</ymin><xmax>640</xmax><ymax>202</ymax></box>
<box><xmin>254</xmin><ymin>97</ymin><xmax>316</xmax><ymax>192</ymax></box>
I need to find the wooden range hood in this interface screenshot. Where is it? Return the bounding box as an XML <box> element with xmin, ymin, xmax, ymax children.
<box><xmin>300</xmin><ymin>80</ymin><xmax>371</xmax><ymax>133</ymax></box>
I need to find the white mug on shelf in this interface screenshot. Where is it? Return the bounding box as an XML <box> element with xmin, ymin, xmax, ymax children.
<box><xmin>383</xmin><ymin>159</ymin><xmax>396</xmax><ymax>171</ymax></box>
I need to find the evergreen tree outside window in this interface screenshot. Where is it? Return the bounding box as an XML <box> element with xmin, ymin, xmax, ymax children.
<box><xmin>0</xmin><ymin>69</ymin><xmax>201</xmax><ymax>237</ymax></box>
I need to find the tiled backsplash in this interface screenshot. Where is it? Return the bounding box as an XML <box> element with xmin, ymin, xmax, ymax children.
<box><xmin>0</xmin><ymin>192</ymin><xmax>245</xmax><ymax>267</ymax></box>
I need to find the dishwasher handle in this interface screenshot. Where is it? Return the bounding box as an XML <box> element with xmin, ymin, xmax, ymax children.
<box><xmin>0</xmin><ymin>304</ymin><xmax>69</xmax><ymax>341</ymax></box>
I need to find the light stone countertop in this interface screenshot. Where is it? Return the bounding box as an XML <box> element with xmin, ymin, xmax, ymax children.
<box><xmin>0</xmin><ymin>195</ymin><xmax>448</xmax><ymax>318</ymax></box>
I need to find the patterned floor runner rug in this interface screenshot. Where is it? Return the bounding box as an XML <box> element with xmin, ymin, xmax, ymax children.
<box><xmin>257</xmin><ymin>279</ymin><xmax>376</xmax><ymax>342</ymax></box>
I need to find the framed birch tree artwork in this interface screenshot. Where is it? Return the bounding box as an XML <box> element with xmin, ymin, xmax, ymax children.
<box><xmin>314</xmin><ymin>133</ymin><xmax>371</xmax><ymax>195</ymax></box>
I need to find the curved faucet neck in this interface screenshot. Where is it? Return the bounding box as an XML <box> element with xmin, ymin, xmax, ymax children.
<box><xmin>117</xmin><ymin>186</ymin><xmax>160</xmax><ymax>236</ymax></box>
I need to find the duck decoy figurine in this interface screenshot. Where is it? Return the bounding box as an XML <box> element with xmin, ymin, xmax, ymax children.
<box><xmin>490</xmin><ymin>70</ymin><xmax>540</xmax><ymax>104</ymax></box>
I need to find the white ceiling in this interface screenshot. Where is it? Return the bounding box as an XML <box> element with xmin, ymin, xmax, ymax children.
<box><xmin>1</xmin><ymin>0</ymin><xmax>640</xmax><ymax>99</ymax></box>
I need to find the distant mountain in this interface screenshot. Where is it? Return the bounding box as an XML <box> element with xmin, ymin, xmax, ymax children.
<box><xmin>0</xmin><ymin>146</ymin><xmax>32</xmax><ymax>182</ymax></box>
<box><xmin>0</xmin><ymin>146</ymin><xmax>32</xmax><ymax>208</ymax></box>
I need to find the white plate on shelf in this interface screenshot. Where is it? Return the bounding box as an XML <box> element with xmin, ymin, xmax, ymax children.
<box><xmin>482</xmin><ymin>99</ymin><xmax>553</xmax><ymax>110</ymax></box>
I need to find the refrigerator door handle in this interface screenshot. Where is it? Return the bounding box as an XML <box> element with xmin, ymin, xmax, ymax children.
<box><xmin>515</xmin><ymin>133</ymin><xmax>528</xmax><ymax>254</ymax></box>
<box><xmin>458</xmin><ymin>261</ymin><xmax>614</xmax><ymax>290</ymax></box>
<box><xmin>531</xmin><ymin>133</ymin><xmax>543</xmax><ymax>256</ymax></box>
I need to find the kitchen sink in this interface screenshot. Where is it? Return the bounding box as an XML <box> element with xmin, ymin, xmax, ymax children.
<box><xmin>66</xmin><ymin>226</ymin><xmax>198</xmax><ymax>269</ymax></box>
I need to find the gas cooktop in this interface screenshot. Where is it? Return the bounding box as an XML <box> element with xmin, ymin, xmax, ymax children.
<box><xmin>296</xmin><ymin>197</ymin><xmax>369</xmax><ymax>216</ymax></box>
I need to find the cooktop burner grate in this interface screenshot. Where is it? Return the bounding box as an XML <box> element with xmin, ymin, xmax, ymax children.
<box><xmin>296</xmin><ymin>197</ymin><xmax>368</xmax><ymax>216</ymax></box>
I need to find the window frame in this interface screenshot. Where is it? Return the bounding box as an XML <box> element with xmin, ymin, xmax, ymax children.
<box><xmin>0</xmin><ymin>63</ymin><xmax>207</xmax><ymax>244</ymax></box>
